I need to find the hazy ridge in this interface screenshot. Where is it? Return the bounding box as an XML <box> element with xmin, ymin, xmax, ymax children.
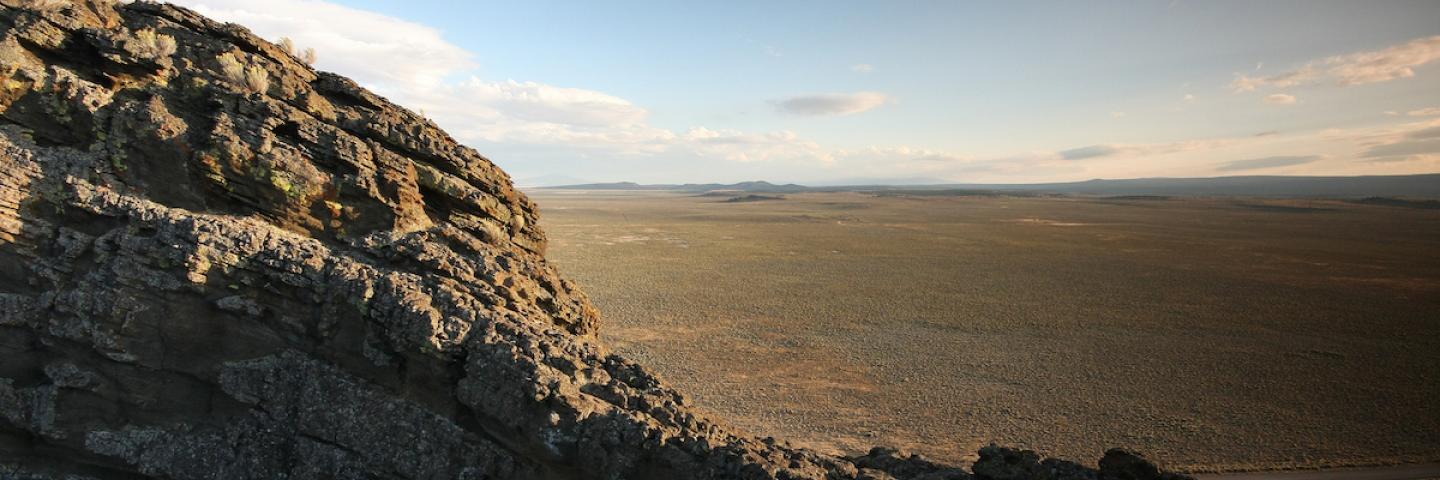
<box><xmin>544</xmin><ymin>174</ymin><xmax>1440</xmax><ymax>198</ymax></box>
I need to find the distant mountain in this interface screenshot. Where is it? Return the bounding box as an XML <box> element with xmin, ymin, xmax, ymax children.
<box><xmin>808</xmin><ymin>176</ymin><xmax>952</xmax><ymax>186</ymax></box>
<box><xmin>545</xmin><ymin>181</ymin><xmax>664</xmax><ymax>190</ymax></box>
<box><xmin>514</xmin><ymin>174</ymin><xmax>592</xmax><ymax>188</ymax></box>
<box><xmin>544</xmin><ymin>174</ymin><xmax>1440</xmax><ymax>198</ymax></box>
<box><xmin>927</xmin><ymin>174</ymin><xmax>1440</xmax><ymax>197</ymax></box>
<box><xmin>545</xmin><ymin>180</ymin><xmax>810</xmax><ymax>193</ymax></box>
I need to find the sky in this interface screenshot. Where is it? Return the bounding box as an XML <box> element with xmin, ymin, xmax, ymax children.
<box><xmin>169</xmin><ymin>0</ymin><xmax>1440</xmax><ymax>185</ymax></box>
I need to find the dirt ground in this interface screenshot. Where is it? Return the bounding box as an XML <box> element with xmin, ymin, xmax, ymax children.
<box><xmin>529</xmin><ymin>190</ymin><xmax>1440</xmax><ymax>473</ymax></box>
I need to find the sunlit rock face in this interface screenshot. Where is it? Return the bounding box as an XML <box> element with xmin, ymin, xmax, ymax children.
<box><xmin>0</xmin><ymin>2</ymin><xmax>1190</xmax><ymax>479</ymax></box>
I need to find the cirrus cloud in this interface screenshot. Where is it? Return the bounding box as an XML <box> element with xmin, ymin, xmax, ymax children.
<box><xmin>1328</xmin><ymin>36</ymin><xmax>1440</xmax><ymax>85</ymax></box>
<box><xmin>1232</xmin><ymin>35</ymin><xmax>1440</xmax><ymax>92</ymax></box>
<box><xmin>1264</xmin><ymin>93</ymin><xmax>1298</xmax><ymax>105</ymax></box>
<box><xmin>1405</xmin><ymin>107</ymin><xmax>1440</xmax><ymax>117</ymax></box>
<box><xmin>1358</xmin><ymin>124</ymin><xmax>1440</xmax><ymax>159</ymax></box>
<box><xmin>449</xmin><ymin>79</ymin><xmax>648</xmax><ymax>127</ymax></box>
<box><xmin>1232</xmin><ymin>68</ymin><xmax>1319</xmax><ymax>92</ymax></box>
<box><xmin>1362</xmin><ymin>139</ymin><xmax>1440</xmax><ymax>158</ymax></box>
<box><xmin>681</xmin><ymin>128</ymin><xmax>832</xmax><ymax>163</ymax></box>
<box><xmin>771</xmin><ymin>92</ymin><xmax>890</xmax><ymax>116</ymax></box>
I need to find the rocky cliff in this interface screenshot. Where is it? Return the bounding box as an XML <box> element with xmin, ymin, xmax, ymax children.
<box><xmin>0</xmin><ymin>1</ymin><xmax>1192</xmax><ymax>479</ymax></box>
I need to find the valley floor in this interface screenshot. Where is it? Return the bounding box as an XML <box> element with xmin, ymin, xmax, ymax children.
<box><xmin>530</xmin><ymin>190</ymin><xmax>1440</xmax><ymax>473</ymax></box>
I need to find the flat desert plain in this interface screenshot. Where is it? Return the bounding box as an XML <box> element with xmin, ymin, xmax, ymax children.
<box><xmin>528</xmin><ymin>190</ymin><xmax>1440</xmax><ymax>472</ymax></box>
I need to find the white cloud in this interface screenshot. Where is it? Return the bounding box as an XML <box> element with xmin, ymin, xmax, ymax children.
<box><xmin>1352</xmin><ymin>119</ymin><xmax>1440</xmax><ymax>159</ymax></box>
<box><xmin>807</xmin><ymin>120</ymin><xmax>1433</xmax><ymax>183</ymax></box>
<box><xmin>1311</xmin><ymin>118</ymin><xmax>1440</xmax><ymax>169</ymax></box>
<box><xmin>1264</xmin><ymin>93</ymin><xmax>1297</xmax><ymax>105</ymax></box>
<box><xmin>176</xmin><ymin>0</ymin><xmax>645</xmax><ymax>133</ymax></box>
<box><xmin>164</xmin><ymin>0</ymin><xmax>1440</xmax><ymax>183</ymax></box>
<box><xmin>1232</xmin><ymin>35</ymin><xmax>1440</xmax><ymax>92</ymax></box>
<box><xmin>825</xmin><ymin>146</ymin><xmax>1058</xmax><ymax>181</ymax></box>
<box><xmin>1407</xmin><ymin>107</ymin><xmax>1440</xmax><ymax>117</ymax></box>
<box><xmin>840</xmin><ymin>137</ymin><xmax>1242</xmax><ymax>182</ymax></box>
<box><xmin>1183</xmin><ymin>94</ymin><xmax>1196</xmax><ymax>102</ymax></box>
<box><xmin>772</xmin><ymin>92</ymin><xmax>890</xmax><ymax>116</ymax></box>
<box><xmin>835</xmin><ymin>146</ymin><xmax>972</xmax><ymax>168</ymax></box>
<box><xmin>859</xmin><ymin>119</ymin><xmax>1440</xmax><ymax>181</ymax></box>
<box><xmin>851</xmin><ymin>63</ymin><xmax>874</xmax><ymax>73</ymax></box>
<box><xmin>448</xmin><ymin>79</ymin><xmax>648</xmax><ymax>127</ymax></box>
<box><xmin>1232</xmin><ymin>68</ymin><xmax>1319</xmax><ymax>92</ymax></box>
<box><xmin>1328</xmin><ymin>36</ymin><xmax>1440</xmax><ymax>85</ymax></box>
<box><xmin>177</xmin><ymin>0</ymin><xmax>472</xmax><ymax>92</ymax></box>
<box><xmin>1110</xmin><ymin>111</ymin><xmax>1127</xmax><ymax>118</ymax></box>
<box><xmin>682</xmin><ymin>128</ymin><xmax>831</xmax><ymax>163</ymax></box>
<box><xmin>171</xmin><ymin>0</ymin><xmax>832</xmax><ymax>167</ymax></box>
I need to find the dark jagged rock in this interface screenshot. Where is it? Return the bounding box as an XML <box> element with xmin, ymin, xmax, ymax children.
<box><xmin>973</xmin><ymin>445</ymin><xmax>1098</xmax><ymax>480</ymax></box>
<box><xmin>1098</xmin><ymin>449</ymin><xmax>1192</xmax><ymax>480</ymax></box>
<box><xmin>0</xmin><ymin>1</ymin><xmax>1196</xmax><ymax>479</ymax></box>
<box><xmin>851</xmin><ymin>447</ymin><xmax>971</xmax><ymax>480</ymax></box>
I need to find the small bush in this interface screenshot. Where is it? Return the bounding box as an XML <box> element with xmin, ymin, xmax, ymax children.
<box><xmin>244</xmin><ymin>65</ymin><xmax>269</xmax><ymax>94</ymax></box>
<box><xmin>217</xmin><ymin>52</ymin><xmax>268</xmax><ymax>95</ymax></box>
<box><xmin>131</xmin><ymin>29</ymin><xmax>177</xmax><ymax>60</ymax></box>
<box><xmin>218</xmin><ymin>52</ymin><xmax>245</xmax><ymax>82</ymax></box>
<box><xmin>276</xmin><ymin>37</ymin><xmax>317</xmax><ymax>65</ymax></box>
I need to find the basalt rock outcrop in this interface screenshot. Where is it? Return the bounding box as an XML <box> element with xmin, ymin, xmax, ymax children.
<box><xmin>0</xmin><ymin>1</ymin><xmax>1193</xmax><ymax>479</ymax></box>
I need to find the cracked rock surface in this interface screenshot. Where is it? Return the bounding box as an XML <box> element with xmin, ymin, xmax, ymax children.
<box><xmin>0</xmin><ymin>1</ymin><xmax>1192</xmax><ymax>479</ymax></box>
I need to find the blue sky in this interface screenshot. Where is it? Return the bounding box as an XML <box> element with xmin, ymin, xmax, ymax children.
<box><xmin>174</xmin><ymin>0</ymin><xmax>1440</xmax><ymax>184</ymax></box>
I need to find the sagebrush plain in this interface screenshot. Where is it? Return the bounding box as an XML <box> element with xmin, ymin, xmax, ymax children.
<box><xmin>531</xmin><ymin>190</ymin><xmax>1440</xmax><ymax>473</ymax></box>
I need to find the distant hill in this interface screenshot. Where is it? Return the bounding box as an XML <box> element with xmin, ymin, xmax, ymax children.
<box><xmin>936</xmin><ymin>174</ymin><xmax>1440</xmax><ymax>197</ymax></box>
<box><xmin>723</xmin><ymin>194</ymin><xmax>786</xmax><ymax>203</ymax></box>
<box><xmin>514</xmin><ymin>174</ymin><xmax>591</xmax><ymax>188</ymax></box>
<box><xmin>545</xmin><ymin>174</ymin><xmax>1440</xmax><ymax>198</ymax></box>
<box><xmin>808</xmin><ymin>176</ymin><xmax>952</xmax><ymax>186</ymax></box>
<box><xmin>546</xmin><ymin>180</ymin><xmax>810</xmax><ymax>193</ymax></box>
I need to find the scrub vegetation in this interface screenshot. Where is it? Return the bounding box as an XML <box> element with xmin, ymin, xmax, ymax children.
<box><xmin>533</xmin><ymin>190</ymin><xmax>1440</xmax><ymax>472</ymax></box>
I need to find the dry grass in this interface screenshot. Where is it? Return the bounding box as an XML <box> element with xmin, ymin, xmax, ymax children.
<box><xmin>130</xmin><ymin>29</ymin><xmax>176</xmax><ymax>60</ymax></box>
<box><xmin>531</xmin><ymin>190</ymin><xmax>1440</xmax><ymax>473</ymax></box>
<box><xmin>216</xmin><ymin>52</ymin><xmax>268</xmax><ymax>94</ymax></box>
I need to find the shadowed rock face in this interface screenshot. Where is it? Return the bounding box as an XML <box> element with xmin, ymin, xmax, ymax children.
<box><xmin>0</xmin><ymin>1</ymin><xmax>1191</xmax><ymax>479</ymax></box>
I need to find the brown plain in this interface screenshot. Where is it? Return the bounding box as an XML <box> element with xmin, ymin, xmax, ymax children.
<box><xmin>529</xmin><ymin>190</ymin><xmax>1440</xmax><ymax>473</ymax></box>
